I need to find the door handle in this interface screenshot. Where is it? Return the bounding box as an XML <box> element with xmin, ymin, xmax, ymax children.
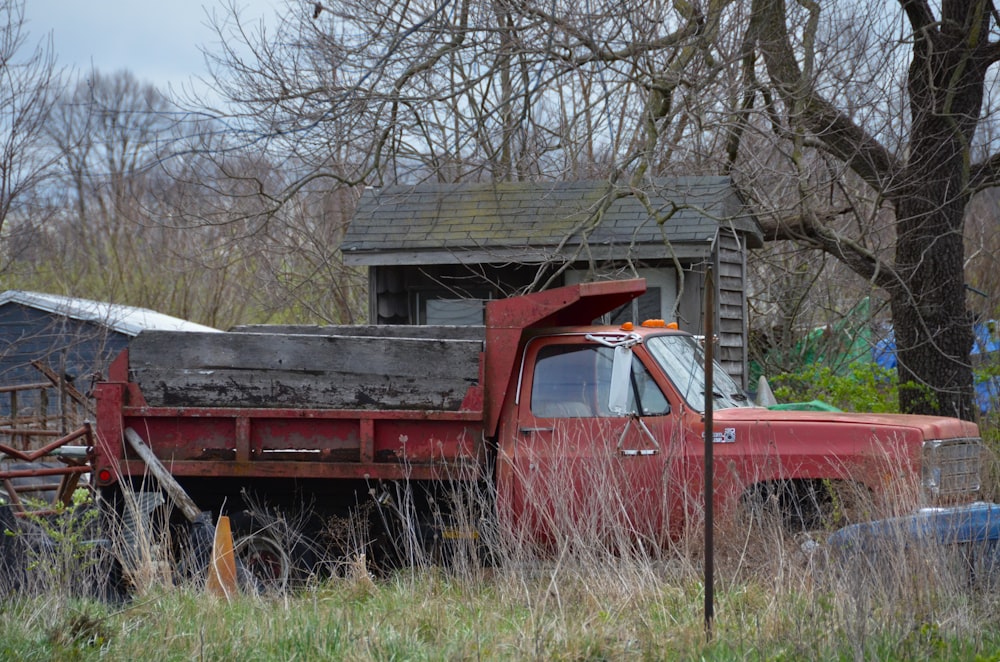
<box><xmin>519</xmin><ymin>427</ymin><xmax>554</xmax><ymax>434</ymax></box>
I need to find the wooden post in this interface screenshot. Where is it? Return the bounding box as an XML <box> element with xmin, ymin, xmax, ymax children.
<box><xmin>40</xmin><ymin>388</ymin><xmax>49</xmax><ymax>442</ymax></box>
<box><xmin>123</xmin><ymin>427</ymin><xmax>202</xmax><ymax>523</ymax></box>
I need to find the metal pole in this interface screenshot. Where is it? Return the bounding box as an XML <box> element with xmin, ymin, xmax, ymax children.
<box><xmin>703</xmin><ymin>266</ymin><xmax>715</xmax><ymax>638</ymax></box>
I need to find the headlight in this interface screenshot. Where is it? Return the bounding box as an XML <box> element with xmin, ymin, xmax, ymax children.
<box><xmin>922</xmin><ymin>438</ymin><xmax>982</xmax><ymax>502</ymax></box>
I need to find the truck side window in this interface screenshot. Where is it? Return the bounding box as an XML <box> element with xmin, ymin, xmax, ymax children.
<box><xmin>531</xmin><ymin>346</ymin><xmax>599</xmax><ymax>418</ymax></box>
<box><xmin>530</xmin><ymin>345</ymin><xmax>670</xmax><ymax>418</ymax></box>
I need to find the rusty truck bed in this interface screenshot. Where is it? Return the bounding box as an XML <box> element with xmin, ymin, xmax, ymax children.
<box><xmin>94</xmin><ymin>326</ymin><xmax>489</xmax><ymax>486</ymax></box>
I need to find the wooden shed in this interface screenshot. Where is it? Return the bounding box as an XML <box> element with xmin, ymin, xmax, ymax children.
<box><xmin>0</xmin><ymin>291</ymin><xmax>217</xmax><ymax>424</ymax></box>
<box><xmin>342</xmin><ymin>177</ymin><xmax>763</xmax><ymax>386</ymax></box>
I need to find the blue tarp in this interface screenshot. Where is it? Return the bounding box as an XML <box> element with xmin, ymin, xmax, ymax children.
<box><xmin>872</xmin><ymin>322</ymin><xmax>1000</xmax><ymax>413</ymax></box>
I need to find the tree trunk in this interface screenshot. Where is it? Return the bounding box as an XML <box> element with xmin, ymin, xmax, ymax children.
<box><xmin>889</xmin><ymin>7</ymin><xmax>988</xmax><ymax>421</ymax></box>
<box><xmin>890</xmin><ymin>192</ymin><xmax>975</xmax><ymax>419</ymax></box>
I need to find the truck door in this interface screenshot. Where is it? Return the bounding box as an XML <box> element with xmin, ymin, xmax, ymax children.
<box><xmin>506</xmin><ymin>336</ymin><xmax>676</xmax><ymax>551</ymax></box>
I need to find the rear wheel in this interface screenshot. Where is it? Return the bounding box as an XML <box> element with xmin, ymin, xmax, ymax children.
<box><xmin>234</xmin><ymin>532</ymin><xmax>291</xmax><ymax>593</ymax></box>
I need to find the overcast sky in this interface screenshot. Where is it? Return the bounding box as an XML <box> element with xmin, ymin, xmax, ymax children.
<box><xmin>23</xmin><ymin>0</ymin><xmax>280</xmax><ymax>95</ymax></box>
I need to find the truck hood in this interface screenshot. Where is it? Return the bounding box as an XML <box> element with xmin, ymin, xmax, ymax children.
<box><xmin>711</xmin><ymin>407</ymin><xmax>980</xmax><ymax>440</ymax></box>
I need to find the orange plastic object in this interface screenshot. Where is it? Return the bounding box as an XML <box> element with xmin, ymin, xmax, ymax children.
<box><xmin>206</xmin><ymin>515</ymin><xmax>238</xmax><ymax>599</ymax></box>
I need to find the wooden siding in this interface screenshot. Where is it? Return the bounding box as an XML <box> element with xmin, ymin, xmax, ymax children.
<box><xmin>716</xmin><ymin>230</ymin><xmax>749</xmax><ymax>387</ymax></box>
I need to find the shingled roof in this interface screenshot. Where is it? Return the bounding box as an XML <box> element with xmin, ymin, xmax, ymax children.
<box><xmin>342</xmin><ymin>177</ymin><xmax>762</xmax><ymax>266</ymax></box>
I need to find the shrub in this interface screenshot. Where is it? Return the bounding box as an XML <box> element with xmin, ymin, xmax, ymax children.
<box><xmin>769</xmin><ymin>363</ymin><xmax>899</xmax><ymax>413</ymax></box>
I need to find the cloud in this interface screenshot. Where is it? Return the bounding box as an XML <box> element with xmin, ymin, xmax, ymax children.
<box><xmin>24</xmin><ymin>0</ymin><xmax>274</xmax><ymax>92</ymax></box>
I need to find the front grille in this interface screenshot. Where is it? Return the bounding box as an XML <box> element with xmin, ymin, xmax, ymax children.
<box><xmin>922</xmin><ymin>437</ymin><xmax>982</xmax><ymax>500</ymax></box>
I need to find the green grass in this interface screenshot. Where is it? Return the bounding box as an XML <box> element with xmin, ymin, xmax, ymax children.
<box><xmin>7</xmin><ymin>419</ymin><xmax>1000</xmax><ymax>660</ymax></box>
<box><xmin>4</xmin><ymin>559</ymin><xmax>1000</xmax><ymax>661</ymax></box>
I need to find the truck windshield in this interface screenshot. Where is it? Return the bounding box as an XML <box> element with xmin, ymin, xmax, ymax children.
<box><xmin>645</xmin><ymin>335</ymin><xmax>754</xmax><ymax>412</ymax></box>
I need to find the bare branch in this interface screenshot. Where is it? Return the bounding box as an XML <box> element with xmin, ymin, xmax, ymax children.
<box><xmin>749</xmin><ymin>0</ymin><xmax>901</xmax><ymax>189</ymax></box>
<box><xmin>756</xmin><ymin>209</ymin><xmax>896</xmax><ymax>290</ymax></box>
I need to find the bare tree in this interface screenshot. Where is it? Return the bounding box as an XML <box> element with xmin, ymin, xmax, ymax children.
<box><xmin>0</xmin><ymin>0</ymin><xmax>61</xmax><ymax>269</ymax></box>
<box><xmin>192</xmin><ymin>0</ymin><xmax>731</xmax><ymax>303</ymax></box>
<box><xmin>195</xmin><ymin>0</ymin><xmax>1000</xmax><ymax>418</ymax></box>
<box><xmin>197</xmin><ymin>0</ymin><xmax>722</xmax><ymax>186</ymax></box>
<box><xmin>728</xmin><ymin>0</ymin><xmax>1000</xmax><ymax>419</ymax></box>
<box><xmin>11</xmin><ymin>71</ymin><xmax>262</xmax><ymax>327</ymax></box>
<box><xmin>12</xmin><ymin>67</ymin><xmax>367</xmax><ymax>328</ymax></box>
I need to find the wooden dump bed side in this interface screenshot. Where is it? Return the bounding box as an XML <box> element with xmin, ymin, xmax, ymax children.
<box><xmin>128</xmin><ymin>329</ymin><xmax>484</xmax><ymax>411</ymax></box>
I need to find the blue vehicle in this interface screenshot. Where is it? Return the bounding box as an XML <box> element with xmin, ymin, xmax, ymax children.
<box><xmin>828</xmin><ymin>502</ymin><xmax>1000</xmax><ymax>586</ymax></box>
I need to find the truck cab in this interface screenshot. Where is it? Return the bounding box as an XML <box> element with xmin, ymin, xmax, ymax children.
<box><xmin>495</xmin><ymin>319</ymin><xmax>982</xmax><ymax>551</ymax></box>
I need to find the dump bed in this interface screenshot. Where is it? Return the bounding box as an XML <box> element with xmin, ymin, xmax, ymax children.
<box><xmin>93</xmin><ymin>326</ymin><xmax>489</xmax><ymax>485</ymax></box>
<box><xmin>129</xmin><ymin>326</ymin><xmax>484</xmax><ymax>411</ymax></box>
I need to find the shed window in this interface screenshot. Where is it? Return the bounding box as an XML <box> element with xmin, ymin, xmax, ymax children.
<box><xmin>425</xmin><ymin>299</ymin><xmax>485</xmax><ymax>325</ymax></box>
<box><xmin>414</xmin><ymin>290</ymin><xmax>490</xmax><ymax>325</ymax></box>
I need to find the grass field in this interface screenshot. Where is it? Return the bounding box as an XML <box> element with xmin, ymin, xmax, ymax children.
<box><xmin>5</xmin><ymin>429</ymin><xmax>1000</xmax><ymax>660</ymax></box>
<box><xmin>3</xmin><ymin>563</ymin><xmax>1000</xmax><ymax>660</ymax></box>
<box><xmin>5</xmin><ymin>508</ymin><xmax>1000</xmax><ymax>661</ymax></box>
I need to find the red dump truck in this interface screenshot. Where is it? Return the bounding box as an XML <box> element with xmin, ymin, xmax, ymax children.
<box><xmin>91</xmin><ymin>279</ymin><xmax>983</xmax><ymax>582</ymax></box>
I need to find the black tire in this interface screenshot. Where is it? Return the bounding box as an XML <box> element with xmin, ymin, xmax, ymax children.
<box><xmin>742</xmin><ymin>480</ymin><xmax>850</xmax><ymax>533</ymax></box>
<box><xmin>227</xmin><ymin>509</ymin><xmax>322</xmax><ymax>591</ymax></box>
<box><xmin>233</xmin><ymin>531</ymin><xmax>291</xmax><ymax>593</ymax></box>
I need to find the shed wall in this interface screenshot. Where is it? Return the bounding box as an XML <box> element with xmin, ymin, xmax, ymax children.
<box><xmin>0</xmin><ymin>303</ymin><xmax>130</xmax><ymax>414</ymax></box>
<box><xmin>716</xmin><ymin>230</ymin><xmax>749</xmax><ymax>388</ymax></box>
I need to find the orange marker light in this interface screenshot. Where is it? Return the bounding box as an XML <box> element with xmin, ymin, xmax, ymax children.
<box><xmin>641</xmin><ymin>319</ymin><xmax>666</xmax><ymax>328</ymax></box>
<box><xmin>620</xmin><ymin>322</ymin><xmax>634</xmax><ymax>331</ymax></box>
<box><xmin>666</xmin><ymin>322</ymin><xmax>679</xmax><ymax>330</ymax></box>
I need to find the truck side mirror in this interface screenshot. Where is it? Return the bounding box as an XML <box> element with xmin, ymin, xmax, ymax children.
<box><xmin>608</xmin><ymin>345</ymin><xmax>632</xmax><ymax>415</ymax></box>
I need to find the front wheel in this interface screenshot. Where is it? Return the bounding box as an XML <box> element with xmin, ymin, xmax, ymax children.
<box><xmin>742</xmin><ymin>479</ymin><xmax>866</xmax><ymax>533</ymax></box>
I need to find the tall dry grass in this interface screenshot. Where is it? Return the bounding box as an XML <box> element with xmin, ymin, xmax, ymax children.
<box><xmin>3</xmin><ymin>423</ymin><xmax>1000</xmax><ymax>658</ymax></box>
